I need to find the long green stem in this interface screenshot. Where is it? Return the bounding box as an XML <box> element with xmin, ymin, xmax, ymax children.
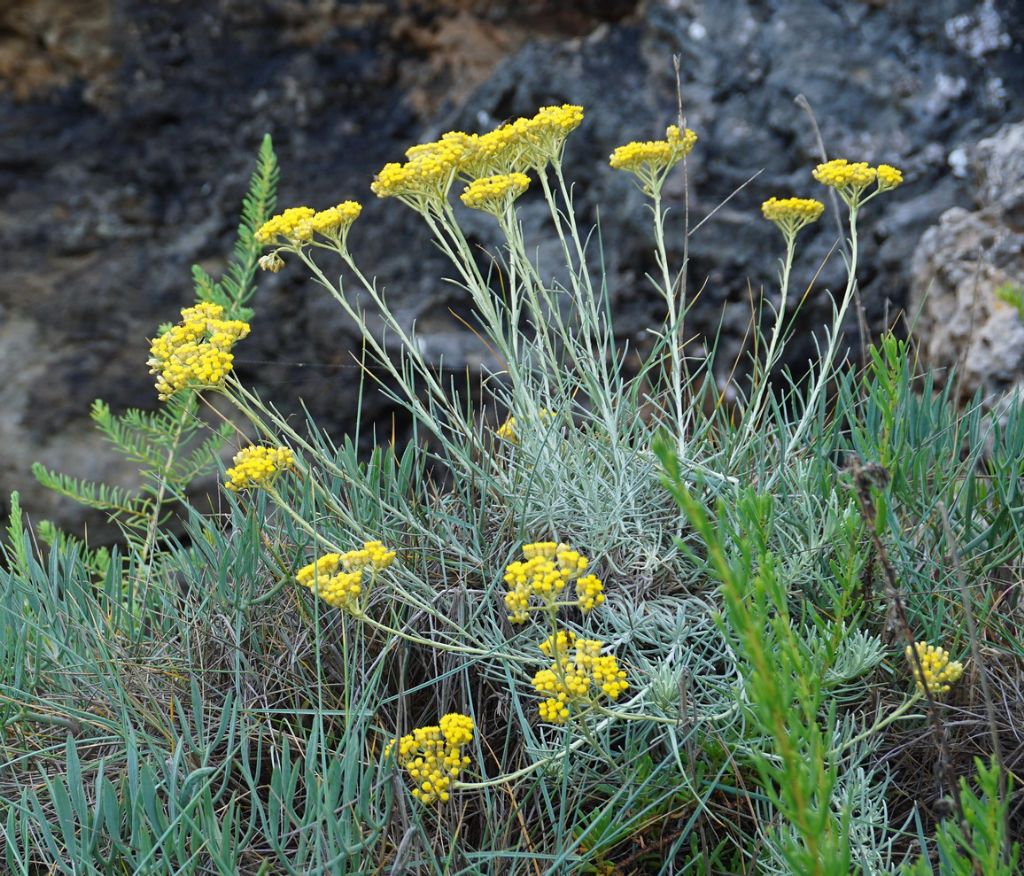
<box><xmin>784</xmin><ymin>206</ymin><xmax>860</xmax><ymax>461</ymax></box>
<box><xmin>651</xmin><ymin>186</ymin><xmax>687</xmax><ymax>446</ymax></box>
<box><xmin>735</xmin><ymin>233</ymin><xmax>796</xmax><ymax>462</ymax></box>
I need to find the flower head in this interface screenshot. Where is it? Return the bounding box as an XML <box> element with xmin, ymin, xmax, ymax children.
<box><xmin>310</xmin><ymin>201</ymin><xmax>362</xmax><ymax>247</ymax></box>
<box><xmin>503</xmin><ymin>541</ymin><xmax>601</xmax><ymax>622</ymax></box>
<box><xmin>372</xmin><ymin>135</ymin><xmax>468</xmax><ymax>210</ymax></box>
<box><xmin>295</xmin><ymin>540</ymin><xmax>395</xmax><ymax>615</ymax></box>
<box><xmin>386</xmin><ymin>713</ymin><xmax>474</xmax><ymax>804</ymax></box>
<box><xmin>610</xmin><ymin>123</ymin><xmax>697</xmax><ymax>193</ymax></box>
<box><xmin>460</xmin><ymin>172</ymin><xmax>530</xmax><ymax>216</ymax></box>
<box><xmin>521</xmin><ymin>104</ymin><xmax>584</xmax><ymax>168</ymax></box>
<box><xmin>812</xmin><ymin>159</ymin><xmax>876</xmax><ymax>192</ymax></box>
<box><xmin>876</xmin><ymin>164</ymin><xmax>904</xmax><ymax>191</ymax></box>
<box><xmin>458</xmin><ymin>105</ymin><xmax>584</xmax><ymax>178</ymax></box>
<box><xmin>255</xmin><ymin>207</ymin><xmax>316</xmax><ymax>246</ymax></box>
<box><xmin>224</xmin><ymin>445</ymin><xmax>295</xmax><ymax>492</ymax></box>
<box><xmin>147</xmin><ymin>302</ymin><xmax>250</xmax><ymax>400</ymax></box>
<box><xmin>906</xmin><ymin>641</ymin><xmax>964</xmax><ymax>695</ymax></box>
<box><xmin>340</xmin><ymin>540</ymin><xmax>397</xmax><ymax>572</ymax></box>
<box><xmin>761</xmin><ymin>196</ymin><xmax>825</xmax><ymax>238</ymax></box>
<box><xmin>533</xmin><ymin>630</ymin><xmax>628</xmax><ymax>723</ymax></box>
<box><xmin>295</xmin><ymin>553</ymin><xmax>364</xmax><ymax>615</ymax></box>
<box><xmin>495</xmin><ymin>408</ymin><xmax>556</xmax><ymax>445</ymax></box>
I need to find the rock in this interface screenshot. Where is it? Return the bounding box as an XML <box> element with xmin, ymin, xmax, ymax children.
<box><xmin>910</xmin><ymin>121</ymin><xmax>1024</xmax><ymax>407</ymax></box>
<box><xmin>1</xmin><ymin>0</ymin><xmax>1022</xmax><ymax>534</ymax></box>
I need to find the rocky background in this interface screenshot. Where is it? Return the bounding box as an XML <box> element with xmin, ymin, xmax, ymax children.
<box><xmin>1</xmin><ymin>0</ymin><xmax>1022</xmax><ymax>535</ymax></box>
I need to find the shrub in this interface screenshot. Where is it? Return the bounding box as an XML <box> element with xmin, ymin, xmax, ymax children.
<box><xmin>2</xmin><ymin>105</ymin><xmax>1021</xmax><ymax>874</ymax></box>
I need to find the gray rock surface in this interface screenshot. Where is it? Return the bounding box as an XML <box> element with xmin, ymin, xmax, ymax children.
<box><xmin>1</xmin><ymin>0</ymin><xmax>1022</xmax><ymax>533</ymax></box>
<box><xmin>910</xmin><ymin>121</ymin><xmax>1024</xmax><ymax>406</ymax></box>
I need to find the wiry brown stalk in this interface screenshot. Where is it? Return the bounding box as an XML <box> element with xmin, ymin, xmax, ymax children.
<box><xmin>846</xmin><ymin>457</ymin><xmax>965</xmax><ymax>826</ymax></box>
<box><xmin>938</xmin><ymin>500</ymin><xmax>1010</xmax><ymax>864</ymax></box>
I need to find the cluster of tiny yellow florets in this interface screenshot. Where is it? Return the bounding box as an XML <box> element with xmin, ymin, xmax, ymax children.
<box><xmin>609</xmin><ymin>124</ymin><xmax>697</xmax><ymax>190</ymax></box>
<box><xmin>372</xmin><ymin>105</ymin><xmax>583</xmax><ymax>210</ymax></box>
<box><xmin>386</xmin><ymin>713</ymin><xmax>474</xmax><ymax>804</ymax></box>
<box><xmin>255</xmin><ymin>202</ymin><xmax>362</xmax><ymax>252</ymax></box>
<box><xmin>371</xmin><ymin>135</ymin><xmax>468</xmax><ymax>206</ymax></box>
<box><xmin>503</xmin><ymin>541</ymin><xmax>604</xmax><ymax>623</ymax></box>
<box><xmin>253</xmin><ymin>206</ymin><xmax>316</xmax><ymax>245</ymax></box>
<box><xmin>761</xmin><ymin>197</ymin><xmax>825</xmax><ymax>237</ymax></box>
<box><xmin>224</xmin><ymin>445</ymin><xmax>295</xmax><ymax>492</ymax></box>
<box><xmin>532</xmin><ymin>630</ymin><xmax>629</xmax><ymax>723</ymax></box>
<box><xmin>460</xmin><ymin>173</ymin><xmax>531</xmax><ymax>215</ymax></box>
<box><xmin>812</xmin><ymin>159</ymin><xmax>904</xmax><ymax>205</ymax></box>
<box><xmin>905</xmin><ymin>641</ymin><xmax>964</xmax><ymax>696</ymax></box>
<box><xmin>295</xmin><ymin>541</ymin><xmax>396</xmax><ymax>615</ymax></box>
<box><xmin>340</xmin><ymin>540</ymin><xmax>397</xmax><ymax>572</ymax></box>
<box><xmin>147</xmin><ymin>302</ymin><xmax>250</xmax><ymax>400</ymax></box>
<box><xmin>295</xmin><ymin>554</ymin><xmax>363</xmax><ymax>613</ymax></box>
<box><xmin>495</xmin><ymin>408</ymin><xmax>556</xmax><ymax>445</ymax></box>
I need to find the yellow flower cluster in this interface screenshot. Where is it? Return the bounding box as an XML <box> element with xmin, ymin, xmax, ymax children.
<box><xmin>147</xmin><ymin>302</ymin><xmax>250</xmax><ymax>400</ymax></box>
<box><xmin>387</xmin><ymin>713</ymin><xmax>474</xmax><ymax>804</ymax></box>
<box><xmin>295</xmin><ymin>554</ymin><xmax>363</xmax><ymax>613</ymax></box>
<box><xmin>609</xmin><ymin>124</ymin><xmax>697</xmax><ymax>187</ymax></box>
<box><xmin>495</xmin><ymin>408</ymin><xmax>556</xmax><ymax>445</ymax></box>
<box><xmin>340</xmin><ymin>540</ymin><xmax>397</xmax><ymax>572</ymax></box>
<box><xmin>496</xmin><ymin>416</ymin><xmax>518</xmax><ymax>443</ymax></box>
<box><xmin>295</xmin><ymin>541</ymin><xmax>396</xmax><ymax>615</ymax></box>
<box><xmin>876</xmin><ymin>163</ymin><xmax>903</xmax><ymax>190</ymax></box>
<box><xmin>812</xmin><ymin>159</ymin><xmax>903</xmax><ymax>205</ymax></box>
<box><xmin>372</xmin><ymin>105</ymin><xmax>583</xmax><ymax>210</ymax></box>
<box><xmin>460</xmin><ymin>172</ymin><xmax>531</xmax><ymax>215</ymax></box>
<box><xmin>532</xmin><ymin>630</ymin><xmax>628</xmax><ymax>723</ymax></box>
<box><xmin>224</xmin><ymin>445</ymin><xmax>295</xmax><ymax>492</ymax></box>
<box><xmin>255</xmin><ymin>202</ymin><xmax>362</xmax><ymax>249</ymax></box>
<box><xmin>503</xmin><ymin>541</ymin><xmax>603</xmax><ymax>623</ymax></box>
<box><xmin>761</xmin><ymin>196</ymin><xmax>825</xmax><ymax>237</ymax></box>
<box><xmin>372</xmin><ymin>135</ymin><xmax>467</xmax><ymax>206</ymax></box>
<box><xmin>905</xmin><ymin>641</ymin><xmax>964</xmax><ymax>695</ymax></box>
<box><xmin>254</xmin><ymin>206</ymin><xmax>315</xmax><ymax>245</ymax></box>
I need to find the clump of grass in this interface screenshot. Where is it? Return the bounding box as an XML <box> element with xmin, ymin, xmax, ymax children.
<box><xmin>2</xmin><ymin>103</ymin><xmax>1022</xmax><ymax>874</ymax></box>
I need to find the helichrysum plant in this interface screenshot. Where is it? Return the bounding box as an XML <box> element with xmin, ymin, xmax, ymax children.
<box><xmin>11</xmin><ymin>87</ymin><xmax>1015</xmax><ymax>876</ymax></box>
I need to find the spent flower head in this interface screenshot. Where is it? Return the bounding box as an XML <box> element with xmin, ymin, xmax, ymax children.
<box><xmin>386</xmin><ymin>713</ymin><xmax>474</xmax><ymax>804</ymax></box>
<box><xmin>258</xmin><ymin>252</ymin><xmax>285</xmax><ymax>272</ymax></box>
<box><xmin>147</xmin><ymin>302</ymin><xmax>250</xmax><ymax>400</ymax></box>
<box><xmin>224</xmin><ymin>445</ymin><xmax>295</xmax><ymax>492</ymax></box>
<box><xmin>906</xmin><ymin>641</ymin><xmax>964</xmax><ymax>696</ymax></box>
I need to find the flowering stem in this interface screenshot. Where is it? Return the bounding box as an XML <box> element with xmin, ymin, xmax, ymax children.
<box><xmin>831</xmin><ymin>693</ymin><xmax>923</xmax><ymax>756</ymax></box>
<box><xmin>650</xmin><ymin>185</ymin><xmax>688</xmax><ymax>450</ymax></box>
<box><xmin>784</xmin><ymin>205</ymin><xmax>860</xmax><ymax>461</ymax></box>
<box><xmin>735</xmin><ymin>232</ymin><xmax>796</xmax><ymax>460</ymax></box>
<box><xmin>138</xmin><ymin>402</ymin><xmax>191</xmax><ymax>581</ymax></box>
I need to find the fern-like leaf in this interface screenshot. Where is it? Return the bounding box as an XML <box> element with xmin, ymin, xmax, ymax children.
<box><xmin>31</xmin><ymin>464</ymin><xmax>147</xmax><ymax>518</ymax></box>
<box><xmin>220</xmin><ymin>133</ymin><xmax>278</xmax><ymax>320</ymax></box>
